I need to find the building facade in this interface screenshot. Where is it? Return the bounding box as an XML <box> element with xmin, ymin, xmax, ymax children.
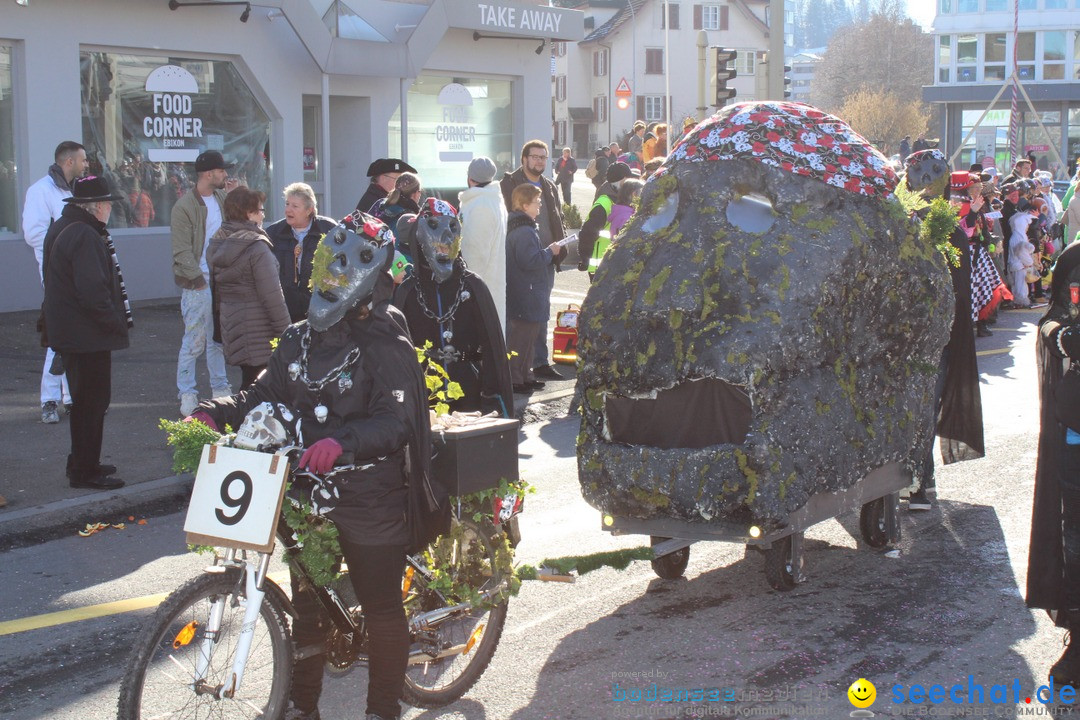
<box><xmin>552</xmin><ymin>0</ymin><xmax>772</xmax><ymax>159</ymax></box>
<box><xmin>923</xmin><ymin>0</ymin><xmax>1080</xmax><ymax>176</ymax></box>
<box><xmin>788</xmin><ymin>49</ymin><xmax>822</xmax><ymax>105</ymax></box>
<box><xmin>0</xmin><ymin>0</ymin><xmax>582</xmax><ymax>312</ymax></box>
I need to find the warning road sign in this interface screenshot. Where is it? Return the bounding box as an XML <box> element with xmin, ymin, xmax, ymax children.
<box><xmin>615</xmin><ymin>77</ymin><xmax>632</xmax><ymax>97</ymax></box>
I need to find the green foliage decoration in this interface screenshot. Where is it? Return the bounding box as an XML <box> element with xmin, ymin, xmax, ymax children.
<box><xmin>159</xmin><ymin>418</ymin><xmax>223</xmax><ymax>474</ymax></box>
<box><xmin>562</xmin><ymin>203</ymin><xmax>583</xmax><ymax>229</ymax></box>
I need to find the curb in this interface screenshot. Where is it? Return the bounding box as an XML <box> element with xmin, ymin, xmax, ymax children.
<box><xmin>0</xmin><ymin>388</ymin><xmax>577</xmax><ymax>551</ymax></box>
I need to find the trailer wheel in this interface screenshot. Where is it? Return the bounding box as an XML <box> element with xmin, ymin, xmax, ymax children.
<box><xmin>763</xmin><ymin>535</ymin><xmax>799</xmax><ymax>591</ymax></box>
<box><xmin>650</xmin><ymin>536</ymin><xmax>690</xmax><ymax>579</ymax></box>
<box><xmin>859</xmin><ymin>497</ymin><xmax>889</xmax><ymax>548</ymax></box>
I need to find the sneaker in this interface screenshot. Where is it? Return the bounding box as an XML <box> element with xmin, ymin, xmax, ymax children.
<box><xmin>285</xmin><ymin>705</ymin><xmax>321</xmax><ymax>720</ymax></box>
<box><xmin>211</xmin><ymin>387</ymin><xmax>233</xmax><ymax>399</ymax></box>
<box><xmin>63</xmin><ymin>402</ymin><xmax>73</xmax><ymax>415</ymax></box>
<box><xmin>1050</xmin><ymin>629</ymin><xmax>1080</xmax><ymax>686</ymax></box>
<box><xmin>532</xmin><ymin>364</ymin><xmax>564</xmax><ymax>381</ymax></box>
<box><xmin>179</xmin><ymin>393</ymin><xmax>199</xmax><ymax>417</ymax></box>
<box><xmin>41</xmin><ymin>401</ymin><xmax>60</xmax><ymax>424</ymax></box>
<box><xmin>908</xmin><ymin>488</ymin><xmax>932</xmax><ymax>511</ymax></box>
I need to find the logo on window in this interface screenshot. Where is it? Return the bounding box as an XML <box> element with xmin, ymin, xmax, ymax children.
<box><xmin>436</xmin><ymin>83</ymin><xmax>476</xmax><ymax>163</ymax></box>
<box><xmin>143</xmin><ymin>65</ymin><xmax>203</xmax><ymax>162</ymax></box>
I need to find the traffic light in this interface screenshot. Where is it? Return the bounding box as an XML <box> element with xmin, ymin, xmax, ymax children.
<box><xmin>714</xmin><ymin>47</ymin><xmax>737</xmax><ymax>105</ymax></box>
<box><xmin>783</xmin><ymin>64</ymin><xmax>792</xmax><ymax>100</ymax></box>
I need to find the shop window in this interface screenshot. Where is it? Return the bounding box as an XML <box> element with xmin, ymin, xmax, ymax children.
<box><xmin>387</xmin><ymin>76</ymin><xmax>513</xmax><ymax>197</ymax></box>
<box><xmin>985</xmin><ymin>0</ymin><xmax>1007</xmax><ymax>8</ymax></box>
<box><xmin>938</xmin><ymin>0</ymin><xmax>952</xmax><ymax>11</ymax></box>
<box><xmin>0</xmin><ymin>46</ymin><xmax>16</xmax><ymax>235</ymax></box>
<box><xmin>646</xmin><ymin>49</ymin><xmax>664</xmax><ymax>75</ymax></box>
<box><xmin>1046</xmin><ymin>0</ymin><xmax>1067</xmax><ymax>6</ymax></box>
<box><xmin>984</xmin><ymin>32</ymin><xmax>1006</xmax><ymax>81</ymax></box>
<box><xmin>1019</xmin><ymin>0</ymin><xmax>1035</xmax><ymax>7</ymax></box>
<box><xmin>957</xmin><ymin>0</ymin><xmax>977</xmax><ymax>11</ymax></box>
<box><xmin>79</xmin><ymin>51</ymin><xmax>271</xmax><ymax>230</ymax></box>
<box><xmin>593</xmin><ymin>49</ymin><xmax>608</xmax><ymax>77</ymax></box>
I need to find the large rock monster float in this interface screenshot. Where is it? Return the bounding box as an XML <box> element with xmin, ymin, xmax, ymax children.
<box><xmin>576</xmin><ymin>102</ymin><xmax>955</xmax><ymax>532</ymax></box>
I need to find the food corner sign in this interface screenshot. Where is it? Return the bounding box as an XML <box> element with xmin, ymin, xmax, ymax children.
<box><xmin>447</xmin><ymin>0</ymin><xmax>584</xmax><ymax>41</ymax></box>
<box><xmin>142</xmin><ymin>65</ymin><xmax>203</xmax><ymax>163</ymax></box>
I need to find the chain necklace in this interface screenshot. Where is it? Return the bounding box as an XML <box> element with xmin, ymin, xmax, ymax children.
<box><xmin>288</xmin><ymin>326</ymin><xmax>362</xmax><ymax>422</ymax></box>
<box><xmin>415</xmin><ymin>273</ymin><xmax>468</xmax><ymax>324</ymax></box>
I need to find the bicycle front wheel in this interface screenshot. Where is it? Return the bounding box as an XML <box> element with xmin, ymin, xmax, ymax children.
<box><xmin>402</xmin><ymin>517</ymin><xmax>509</xmax><ymax>708</ymax></box>
<box><xmin>118</xmin><ymin>568</ymin><xmax>293</xmax><ymax>719</ymax></box>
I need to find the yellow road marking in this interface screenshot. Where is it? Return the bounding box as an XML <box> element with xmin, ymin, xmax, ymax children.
<box><xmin>0</xmin><ymin>594</ymin><xmax>169</xmax><ymax>636</ymax></box>
<box><xmin>976</xmin><ymin>347</ymin><xmax>1013</xmax><ymax>357</ymax></box>
<box><xmin>0</xmin><ymin>570</ymin><xmax>291</xmax><ymax>637</ymax></box>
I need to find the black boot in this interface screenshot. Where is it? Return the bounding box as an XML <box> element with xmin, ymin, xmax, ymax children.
<box><xmin>976</xmin><ymin>321</ymin><xmax>993</xmax><ymax>338</ymax></box>
<box><xmin>1050</xmin><ymin>626</ymin><xmax>1080</xmax><ymax>686</ymax></box>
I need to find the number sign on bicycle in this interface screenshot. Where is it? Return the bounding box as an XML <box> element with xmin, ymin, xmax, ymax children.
<box><xmin>183</xmin><ymin>444</ymin><xmax>290</xmax><ymax>553</ymax></box>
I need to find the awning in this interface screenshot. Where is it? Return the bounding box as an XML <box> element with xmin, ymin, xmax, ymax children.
<box><xmin>569</xmin><ymin>106</ymin><xmax>594</xmax><ymax>122</ymax></box>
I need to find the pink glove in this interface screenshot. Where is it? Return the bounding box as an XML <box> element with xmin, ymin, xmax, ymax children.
<box><xmin>185</xmin><ymin>410</ymin><xmax>218</xmax><ymax>432</ymax></box>
<box><xmin>299</xmin><ymin>438</ymin><xmax>344</xmax><ymax>474</ymax></box>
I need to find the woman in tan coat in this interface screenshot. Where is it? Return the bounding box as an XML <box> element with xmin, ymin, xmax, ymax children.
<box><xmin>207</xmin><ymin>187</ymin><xmax>290</xmax><ymax>388</ymax></box>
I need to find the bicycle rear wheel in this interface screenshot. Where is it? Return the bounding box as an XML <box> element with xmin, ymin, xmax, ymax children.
<box><xmin>402</xmin><ymin>517</ymin><xmax>509</xmax><ymax>708</ymax></box>
<box><xmin>118</xmin><ymin>568</ymin><xmax>293</xmax><ymax>719</ymax></box>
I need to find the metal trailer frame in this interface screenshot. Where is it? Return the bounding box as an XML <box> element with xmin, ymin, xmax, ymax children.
<box><xmin>601</xmin><ymin>462</ymin><xmax>910</xmax><ymax>590</ymax></box>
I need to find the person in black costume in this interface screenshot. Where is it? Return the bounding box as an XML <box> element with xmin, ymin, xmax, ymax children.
<box><xmin>1028</xmin><ymin>241</ymin><xmax>1080</xmax><ymax>687</ymax></box>
<box><xmin>902</xmin><ymin>152</ymin><xmax>985</xmax><ymax>510</ymax></box>
<box><xmin>189</xmin><ymin>214</ymin><xmax>448</xmax><ymax>720</ymax></box>
<box><xmin>392</xmin><ymin>198</ymin><xmax>514</xmax><ymax>417</ymax></box>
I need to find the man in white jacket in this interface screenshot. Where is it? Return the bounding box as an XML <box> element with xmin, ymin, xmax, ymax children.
<box><xmin>458</xmin><ymin>157</ymin><xmax>508</xmax><ymax>329</ymax></box>
<box><xmin>22</xmin><ymin>140</ymin><xmax>88</xmax><ymax>424</ymax></box>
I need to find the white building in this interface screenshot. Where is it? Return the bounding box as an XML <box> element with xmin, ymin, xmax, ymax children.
<box><xmin>789</xmin><ymin>49</ymin><xmax>823</xmax><ymax>105</ymax></box>
<box><xmin>552</xmin><ymin>0</ymin><xmax>773</xmax><ymax>158</ymax></box>
<box><xmin>923</xmin><ymin>0</ymin><xmax>1080</xmax><ymax>177</ymax></box>
<box><xmin>0</xmin><ymin>0</ymin><xmax>583</xmax><ymax>312</ymax></box>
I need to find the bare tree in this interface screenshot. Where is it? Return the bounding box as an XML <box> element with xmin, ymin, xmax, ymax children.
<box><xmin>810</xmin><ymin>11</ymin><xmax>933</xmax><ymax>114</ymax></box>
<box><xmin>838</xmin><ymin>88</ymin><xmax>929</xmax><ymax>156</ymax></box>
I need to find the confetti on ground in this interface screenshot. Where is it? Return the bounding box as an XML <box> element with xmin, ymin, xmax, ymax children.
<box><xmin>77</xmin><ymin>521</ymin><xmax>127</xmax><ymax>537</ymax></box>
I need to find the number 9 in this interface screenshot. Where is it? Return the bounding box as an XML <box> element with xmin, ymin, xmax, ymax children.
<box><xmin>215</xmin><ymin>471</ymin><xmax>253</xmax><ymax>526</ymax></box>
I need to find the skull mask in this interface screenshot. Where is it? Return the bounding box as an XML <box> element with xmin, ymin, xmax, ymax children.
<box><xmin>903</xmin><ymin>149</ymin><xmax>950</xmax><ymax>197</ymax></box>
<box><xmin>234</xmin><ymin>402</ymin><xmax>297</xmax><ymax>451</ymax></box>
<box><xmin>307</xmin><ymin>214</ymin><xmax>393</xmax><ymax>332</ymax></box>
<box><xmin>576</xmin><ymin>101</ymin><xmax>954</xmax><ymax>531</ymax></box>
<box><xmin>402</xmin><ymin>197</ymin><xmax>461</xmax><ymax>284</ymax></box>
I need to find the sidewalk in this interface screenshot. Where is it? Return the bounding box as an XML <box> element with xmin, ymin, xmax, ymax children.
<box><xmin>0</xmin><ymin>299</ymin><xmax>577</xmax><ymax>547</ymax></box>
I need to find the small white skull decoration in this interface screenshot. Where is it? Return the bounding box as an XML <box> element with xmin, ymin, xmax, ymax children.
<box><xmin>234</xmin><ymin>402</ymin><xmax>291</xmax><ymax>450</ymax></box>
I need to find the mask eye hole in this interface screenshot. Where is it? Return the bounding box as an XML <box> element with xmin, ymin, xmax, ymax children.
<box><xmin>359</xmin><ymin>247</ymin><xmax>374</xmax><ymax>264</ymax></box>
<box><xmin>726</xmin><ymin>192</ymin><xmax>776</xmax><ymax>234</ymax></box>
<box><xmin>332</xmin><ymin>229</ymin><xmax>347</xmax><ymax>245</ymax></box>
<box><xmin>427</xmin><ymin>218</ymin><xmax>438</xmax><ymax>229</ymax></box>
<box><xmin>449</xmin><ymin>221</ymin><xmax>459</xmax><ymax>233</ymax></box>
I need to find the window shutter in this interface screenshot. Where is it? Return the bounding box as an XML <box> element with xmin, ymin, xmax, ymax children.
<box><xmin>593</xmin><ymin>51</ymin><xmax>598</xmax><ymax>76</ymax></box>
<box><xmin>720</xmin><ymin>5</ymin><xmax>729</xmax><ymax>30</ymax></box>
<box><xmin>670</xmin><ymin>5</ymin><xmax>679</xmax><ymax>29</ymax></box>
<box><xmin>637</xmin><ymin>96</ymin><xmax>646</xmax><ymax>120</ymax></box>
<box><xmin>662</xmin><ymin>95</ymin><xmax>668</xmax><ymax>120</ymax></box>
<box><xmin>694</xmin><ymin>5</ymin><xmax>702</xmax><ymax>29</ymax></box>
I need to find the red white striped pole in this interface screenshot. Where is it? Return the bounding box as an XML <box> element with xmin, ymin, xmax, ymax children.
<box><xmin>1006</xmin><ymin>0</ymin><xmax>1020</xmax><ymax>166</ymax></box>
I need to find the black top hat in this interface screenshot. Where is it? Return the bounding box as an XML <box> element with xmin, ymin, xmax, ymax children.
<box><xmin>63</xmin><ymin>176</ymin><xmax>123</xmax><ymax>204</ymax></box>
<box><xmin>366</xmin><ymin>158</ymin><xmax>417</xmax><ymax>177</ymax></box>
<box><xmin>194</xmin><ymin>150</ymin><xmax>235</xmax><ymax>172</ymax></box>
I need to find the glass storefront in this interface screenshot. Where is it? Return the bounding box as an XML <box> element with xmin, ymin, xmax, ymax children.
<box><xmin>959</xmin><ymin>107</ymin><xmax>1070</xmax><ymax>176</ymax></box>
<box><xmin>80</xmin><ymin>51</ymin><xmax>271</xmax><ymax>229</ymax></box>
<box><xmin>388</xmin><ymin>75</ymin><xmax>513</xmax><ymax>202</ymax></box>
<box><xmin>0</xmin><ymin>46</ymin><xmax>16</xmax><ymax>235</ymax></box>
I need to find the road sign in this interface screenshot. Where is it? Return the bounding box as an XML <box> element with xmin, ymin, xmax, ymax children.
<box><xmin>615</xmin><ymin>77</ymin><xmax>632</xmax><ymax>97</ymax></box>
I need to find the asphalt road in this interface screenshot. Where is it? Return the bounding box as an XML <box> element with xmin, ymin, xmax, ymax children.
<box><xmin>0</xmin><ymin>304</ymin><xmax>1070</xmax><ymax>719</ymax></box>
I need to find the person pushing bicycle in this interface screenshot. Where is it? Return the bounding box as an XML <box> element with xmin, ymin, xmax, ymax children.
<box><xmin>188</xmin><ymin>212</ymin><xmax>449</xmax><ymax>720</ymax></box>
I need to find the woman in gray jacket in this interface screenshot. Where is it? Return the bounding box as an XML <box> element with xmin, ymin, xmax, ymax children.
<box><xmin>207</xmin><ymin>187</ymin><xmax>290</xmax><ymax>388</ymax></box>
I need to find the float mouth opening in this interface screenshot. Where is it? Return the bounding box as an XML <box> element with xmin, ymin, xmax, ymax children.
<box><xmin>604</xmin><ymin>377</ymin><xmax>752</xmax><ymax>450</ymax></box>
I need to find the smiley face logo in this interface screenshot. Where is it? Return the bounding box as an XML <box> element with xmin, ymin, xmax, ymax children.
<box><xmin>848</xmin><ymin>678</ymin><xmax>876</xmax><ymax>709</ymax></box>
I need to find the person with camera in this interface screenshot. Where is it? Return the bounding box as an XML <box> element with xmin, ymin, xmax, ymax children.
<box><xmin>189</xmin><ymin>214</ymin><xmax>447</xmax><ymax>720</ymax></box>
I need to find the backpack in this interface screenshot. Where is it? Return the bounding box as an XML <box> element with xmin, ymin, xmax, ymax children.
<box><xmin>585</xmin><ymin>157</ymin><xmax>598</xmax><ymax>180</ymax></box>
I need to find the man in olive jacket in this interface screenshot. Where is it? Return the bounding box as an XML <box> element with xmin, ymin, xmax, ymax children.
<box><xmin>43</xmin><ymin>176</ymin><xmax>131</xmax><ymax>491</ymax></box>
<box><xmin>171</xmin><ymin>150</ymin><xmax>234</xmax><ymax>416</ymax></box>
